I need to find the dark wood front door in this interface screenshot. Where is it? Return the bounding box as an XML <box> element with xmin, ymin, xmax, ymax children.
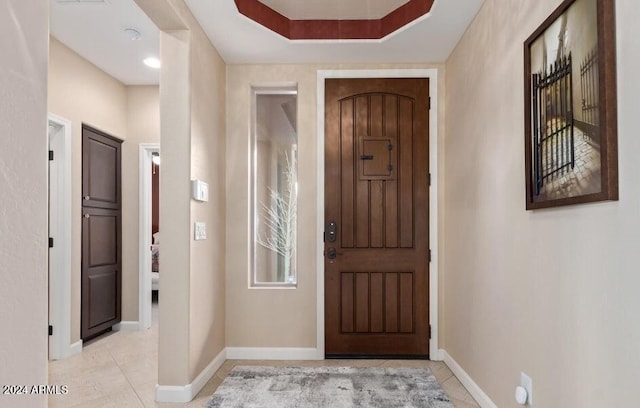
<box><xmin>81</xmin><ymin>125</ymin><xmax>122</xmax><ymax>340</ymax></box>
<box><xmin>324</xmin><ymin>78</ymin><xmax>430</xmax><ymax>357</ymax></box>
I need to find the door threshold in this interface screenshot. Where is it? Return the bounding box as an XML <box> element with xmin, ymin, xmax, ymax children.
<box><xmin>325</xmin><ymin>354</ymin><xmax>430</xmax><ymax>360</ymax></box>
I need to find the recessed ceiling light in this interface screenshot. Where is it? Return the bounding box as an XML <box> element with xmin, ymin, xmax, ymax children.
<box><xmin>143</xmin><ymin>57</ymin><xmax>161</xmax><ymax>69</ymax></box>
<box><xmin>124</xmin><ymin>28</ymin><xmax>141</xmax><ymax>41</ymax></box>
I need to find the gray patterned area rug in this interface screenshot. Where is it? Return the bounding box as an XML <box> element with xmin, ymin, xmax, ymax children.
<box><xmin>206</xmin><ymin>366</ymin><xmax>453</xmax><ymax>408</ymax></box>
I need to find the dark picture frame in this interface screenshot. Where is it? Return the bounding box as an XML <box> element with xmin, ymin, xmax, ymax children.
<box><xmin>524</xmin><ymin>0</ymin><xmax>617</xmax><ymax>210</ymax></box>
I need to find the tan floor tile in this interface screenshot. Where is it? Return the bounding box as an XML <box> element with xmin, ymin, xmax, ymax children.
<box><xmin>464</xmin><ymin>395</ymin><xmax>481</xmax><ymax>407</ymax></box>
<box><xmin>378</xmin><ymin>359</ymin><xmax>431</xmax><ymax>369</ymax></box>
<box><xmin>441</xmin><ymin>375</ymin><xmax>472</xmax><ymax>402</ymax></box>
<box><xmin>120</xmin><ymin>357</ymin><xmax>159</xmax><ymax>388</ymax></box>
<box><xmin>189</xmin><ymin>376</ymin><xmax>224</xmax><ymax>407</ymax></box>
<box><xmin>82</xmin><ymin>330</ymin><xmax>121</xmax><ymax>350</ymax></box>
<box><xmin>50</xmin><ymin>364</ymin><xmax>139</xmax><ymax>407</ymax></box>
<box><xmin>430</xmin><ymin>363</ymin><xmax>455</xmax><ymax>384</ymax></box>
<box><xmin>68</xmin><ymin>385</ymin><xmax>144</xmax><ymax>408</ymax></box>
<box><xmin>107</xmin><ymin>341</ymin><xmax>157</xmax><ymax>366</ymax></box>
<box><xmin>49</xmin><ymin>345</ymin><xmax>115</xmax><ymax>381</ymax></box>
<box><xmin>321</xmin><ymin>359</ymin><xmax>387</xmax><ymax>368</ymax></box>
<box><xmin>449</xmin><ymin>396</ymin><xmax>480</xmax><ymax>408</ymax></box>
<box><xmin>49</xmin><ymin>393</ymin><xmax>79</xmax><ymax>408</ymax></box>
<box><xmin>212</xmin><ymin>360</ymin><xmax>237</xmax><ymax>380</ymax></box>
<box><xmin>131</xmin><ymin>380</ymin><xmax>159</xmax><ymax>408</ymax></box>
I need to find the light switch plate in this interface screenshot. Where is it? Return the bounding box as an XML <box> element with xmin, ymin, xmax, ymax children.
<box><xmin>194</xmin><ymin>222</ymin><xmax>206</xmax><ymax>240</ymax></box>
<box><xmin>191</xmin><ymin>180</ymin><xmax>209</xmax><ymax>202</ymax></box>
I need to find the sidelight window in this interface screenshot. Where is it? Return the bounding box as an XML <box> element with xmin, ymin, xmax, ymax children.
<box><xmin>250</xmin><ymin>87</ymin><xmax>298</xmax><ymax>287</ymax></box>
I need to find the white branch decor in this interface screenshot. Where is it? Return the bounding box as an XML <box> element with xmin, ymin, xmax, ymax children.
<box><xmin>257</xmin><ymin>151</ymin><xmax>297</xmax><ymax>283</ymax></box>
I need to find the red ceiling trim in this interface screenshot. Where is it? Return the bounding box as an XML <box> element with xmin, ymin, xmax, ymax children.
<box><xmin>235</xmin><ymin>0</ymin><xmax>291</xmax><ymax>38</ymax></box>
<box><xmin>290</xmin><ymin>19</ymin><xmax>382</xmax><ymax>40</ymax></box>
<box><xmin>234</xmin><ymin>0</ymin><xmax>435</xmax><ymax>40</ymax></box>
<box><xmin>381</xmin><ymin>0</ymin><xmax>434</xmax><ymax>38</ymax></box>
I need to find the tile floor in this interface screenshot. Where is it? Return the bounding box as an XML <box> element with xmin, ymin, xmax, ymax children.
<box><xmin>536</xmin><ymin>126</ymin><xmax>601</xmax><ymax>201</ymax></box>
<box><xmin>49</xmin><ymin>301</ymin><xmax>479</xmax><ymax>407</ymax></box>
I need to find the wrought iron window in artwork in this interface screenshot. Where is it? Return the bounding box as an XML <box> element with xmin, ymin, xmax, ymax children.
<box><xmin>250</xmin><ymin>86</ymin><xmax>298</xmax><ymax>287</ymax></box>
<box><xmin>531</xmin><ymin>54</ymin><xmax>575</xmax><ymax>196</ymax></box>
<box><xmin>580</xmin><ymin>46</ymin><xmax>599</xmax><ymax>143</ymax></box>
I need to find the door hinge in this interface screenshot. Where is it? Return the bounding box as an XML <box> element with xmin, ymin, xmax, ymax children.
<box><xmin>428</xmin><ymin>249</ymin><xmax>432</xmax><ymax>262</ymax></box>
<box><xmin>49</xmin><ymin>150</ymin><xmax>54</xmax><ymax>161</ymax></box>
<box><xmin>429</xmin><ymin>325</ymin><xmax>432</xmax><ymax>339</ymax></box>
<box><xmin>428</xmin><ymin>97</ymin><xmax>431</xmax><ymax>110</ymax></box>
<box><xmin>428</xmin><ymin>173</ymin><xmax>431</xmax><ymax>186</ymax></box>
<box><xmin>49</xmin><ymin>237</ymin><xmax>54</xmax><ymax>248</ymax></box>
<box><xmin>48</xmin><ymin>325</ymin><xmax>53</xmax><ymax>336</ymax></box>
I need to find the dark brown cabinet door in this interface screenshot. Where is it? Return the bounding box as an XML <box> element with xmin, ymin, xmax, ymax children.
<box><xmin>81</xmin><ymin>125</ymin><xmax>122</xmax><ymax>340</ymax></box>
<box><xmin>324</xmin><ymin>78</ymin><xmax>430</xmax><ymax>357</ymax></box>
<box><xmin>82</xmin><ymin>126</ymin><xmax>121</xmax><ymax>210</ymax></box>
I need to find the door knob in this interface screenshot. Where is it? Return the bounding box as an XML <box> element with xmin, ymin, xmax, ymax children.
<box><xmin>327</xmin><ymin>247</ymin><xmax>337</xmax><ymax>260</ymax></box>
<box><xmin>84</xmin><ymin>195</ymin><xmax>90</xmax><ymax>200</ymax></box>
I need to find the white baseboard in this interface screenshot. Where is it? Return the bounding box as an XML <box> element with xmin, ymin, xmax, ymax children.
<box><xmin>113</xmin><ymin>321</ymin><xmax>139</xmax><ymax>331</ymax></box>
<box><xmin>441</xmin><ymin>349</ymin><xmax>497</xmax><ymax>408</ymax></box>
<box><xmin>430</xmin><ymin>348</ymin><xmax>444</xmax><ymax>361</ymax></box>
<box><xmin>156</xmin><ymin>348</ymin><xmax>226</xmax><ymax>403</ymax></box>
<box><xmin>226</xmin><ymin>347</ymin><xmax>319</xmax><ymax>360</ymax></box>
<box><xmin>68</xmin><ymin>340</ymin><xmax>82</xmax><ymax>357</ymax></box>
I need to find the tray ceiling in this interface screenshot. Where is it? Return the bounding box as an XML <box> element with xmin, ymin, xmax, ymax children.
<box><xmin>235</xmin><ymin>0</ymin><xmax>434</xmax><ymax>40</ymax></box>
<box><xmin>258</xmin><ymin>0</ymin><xmax>410</xmax><ymax>20</ymax></box>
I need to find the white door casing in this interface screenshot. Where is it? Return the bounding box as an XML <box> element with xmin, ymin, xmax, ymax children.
<box><xmin>316</xmin><ymin>69</ymin><xmax>440</xmax><ymax>360</ymax></box>
<box><xmin>139</xmin><ymin>143</ymin><xmax>160</xmax><ymax>329</ymax></box>
<box><xmin>48</xmin><ymin>113</ymin><xmax>76</xmax><ymax>359</ymax></box>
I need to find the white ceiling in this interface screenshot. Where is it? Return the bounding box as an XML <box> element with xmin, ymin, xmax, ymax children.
<box><xmin>50</xmin><ymin>0</ymin><xmax>160</xmax><ymax>85</ymax></box>
<box><xmin>258</xmin><ymin>0</ymin><xmax>410</xmax><ymax>20</ymax></box>
<box><xmin>49</xmin><ymin>0</ymin><xmax>485</xmax><ymax>85</ymax></box>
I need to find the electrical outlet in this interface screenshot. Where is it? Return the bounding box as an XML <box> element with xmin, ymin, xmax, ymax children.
<box><xmin>521</xmin><ymin>372</ymin><xmax>533</xmax><ymax>405</ymax></box>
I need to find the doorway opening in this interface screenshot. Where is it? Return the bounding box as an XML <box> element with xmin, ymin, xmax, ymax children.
<box><xmin>139</xmin><ymin>143</ymin><xmax>160</xmax><ymax>329</ymax></box>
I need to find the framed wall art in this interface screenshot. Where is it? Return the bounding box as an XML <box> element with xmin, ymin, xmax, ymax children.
<box><xmin>524</xmin><ymin>0</ymin><xmax>618</xmax><ymax>210</ymax></box>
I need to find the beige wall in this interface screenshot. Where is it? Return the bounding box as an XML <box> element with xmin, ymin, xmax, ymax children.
<box><xmin>444</xmin><ymin>0</ymin><xmax>640</xmax><ymax>406</ymax></box>
<box><xmin>0</xmin><ymin>1</ymin><xmax>49</xmax><ymax>407</ymax></box>
<box><xmin>226</xmin><ymin>65</ymin><xmax>317</xmax><ymax>348</ymax></box>
<box><xmin>188</xmin><ymin>9</ymin><xmax>227</xmax><ymax>379</ymax></box>
<box><xmin>226</xmin><ymin>63</ymin><xmax>445</xmax><ymax>348</ymax></box>
<box><xmin>48</xmin><ymin>37</ymin><xmax>128</xmax><ymax>343</ymax></box>
<box><xmin>137</xmin><ymin>0</ymin><xmax>226</xmax><ymax>386</ymax></box>
<box><xmin>158</xmin><ymin>28</ymin><xmax>192</xmax><ymax>386</ymax></box>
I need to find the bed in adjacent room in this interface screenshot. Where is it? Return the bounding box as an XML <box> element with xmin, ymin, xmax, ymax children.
<box><xmin>151</xmin><ymin>232</ymin><xmax>160</xmax><ymax>291</ymax></box>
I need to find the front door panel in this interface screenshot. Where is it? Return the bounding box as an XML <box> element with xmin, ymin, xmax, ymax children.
<box><xmin>325</xmin><ymin>78</ymin><xmax>430</xmax><ymax>357</ymax></box>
